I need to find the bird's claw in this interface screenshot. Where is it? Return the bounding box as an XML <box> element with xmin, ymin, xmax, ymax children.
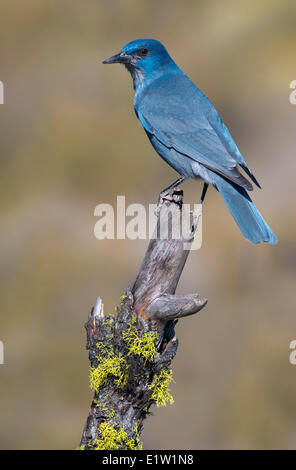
<box><xmin>155</xmin><ymin>191</ymin><xmax>175</xmax><ymax>216</ymax></box>
<box><xmin>158</xmin><ymin>190</ymin><xmax>174</xmax><ymax>204</ymax></box>
<box><xmin>155</xmin><ymin>189</ymin><xmax>183</xmax><ymax>216</ymax></box>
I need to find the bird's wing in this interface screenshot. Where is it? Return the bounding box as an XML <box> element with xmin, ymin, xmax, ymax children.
<box><xmin>135</xmin><ymin>73</ymin><xmax>257</xmax><ymax>190</ymax></box>
<box><xmin>207</xmin><ymin>105</ymin><xmax>261</xmax><ymax>188</ymax></box>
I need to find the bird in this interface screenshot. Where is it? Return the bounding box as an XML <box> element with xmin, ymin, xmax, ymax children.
<box><xmin>103</xmin><ymin>39</ymin><xmax>277</xmax><ymax>245</ymax></box>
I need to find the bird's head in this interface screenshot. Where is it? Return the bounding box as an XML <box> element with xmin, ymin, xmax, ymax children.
<box><xmin>103</xmin><ymin>39</ymin><xmax>173</xmax><ymax>86</ymax></box>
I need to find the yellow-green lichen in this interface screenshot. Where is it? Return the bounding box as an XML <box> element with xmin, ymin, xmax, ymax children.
<box><xmin>127</xmin><ymin>423</ymin><xmax>142</xmax><ymax>450</ymax></box>
<box><xmin>104</xmin><ymin>318</ymin><xmax>115</xmax><ymax>328</ymax></box>
<box><xmin>76</xmin><ymin>444</ymin><xmax>86</xmax><ymax>450</ymax></box>
<box><xmin>122</xmin><ymin>324</ymin><xmax>158</xmax><ymax>363</ymax></box>
<box><xmin>102</xmin><ymin>405</ymin><xmax>115</xmax><ymax>419</ymax></box>
<box><xmin>93</xmin><ymin>422</ymin><xmax>142</xmax><ymax>450</ymax></box>
<box><xmin>89</xmin><ymin>349</ymin><xmax>129</xmax><ymax>393</ymax></box>
<box><xmin>147</xmin><ymin>369</ymin><xmax>174</xmax><ymax>407</ymax></box>
<box><xmin>125</xmin><ymin>436</ymin><xmax>142</xmax><ymax>450</ymax></box>
<box><xmin>104</xmin><ymin>315</ymin><xmax>115</xmax><ymax>341</ymax></box>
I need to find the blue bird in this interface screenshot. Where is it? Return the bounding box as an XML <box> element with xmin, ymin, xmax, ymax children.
<box><xmin>103</xmin><ymin>39</ymin><xmax>277</xmax><ymax>244</ymax></box>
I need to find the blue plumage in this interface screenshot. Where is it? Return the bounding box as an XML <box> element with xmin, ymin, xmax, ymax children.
<box><xmin>103</xmin><ymin>39</ymin><xmax>277</xmax><ymax>244</ymax></box>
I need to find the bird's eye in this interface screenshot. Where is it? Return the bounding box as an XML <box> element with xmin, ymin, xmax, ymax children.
<box><xmin>139</xmin><ymin>48</ymin><xmax>149</xmax><ymax>57</ymax></box>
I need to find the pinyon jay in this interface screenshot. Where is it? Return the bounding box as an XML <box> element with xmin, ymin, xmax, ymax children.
<box><xmin>103</xmin><ymin>39</ymin><xmax>277</xmax><ymax>244</ymax></box>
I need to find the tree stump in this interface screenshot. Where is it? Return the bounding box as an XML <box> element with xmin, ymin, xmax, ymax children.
<box><xmin>80</xmin><ymin>191</ymin><xmax>207</xmax><ymax>450</ymax></box>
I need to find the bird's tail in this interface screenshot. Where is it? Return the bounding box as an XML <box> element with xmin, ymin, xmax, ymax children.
<box><xmin>213</xmin><ymin>173</ymin><xmax>277</xmax><ymax>244</ymax></box>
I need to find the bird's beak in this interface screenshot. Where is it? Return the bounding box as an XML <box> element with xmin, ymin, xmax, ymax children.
<box><xmin>102</xmin><ymin>52</ymin><xmax>127</xmax><ymax>65</ymax></box>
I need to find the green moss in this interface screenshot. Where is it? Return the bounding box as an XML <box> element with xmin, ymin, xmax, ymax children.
<box><xmin>93</xmin><ymin>422</ymin><xmax>142</xmax><ymax>450</ymax></box>
<box><xmin>122</xmin><ymin>324</ymin><xmax>158</xmax><ymax>363</ymax></box>
<box><xmin>147</xmin><ymin>369</ymin><xmax>174</xmax><ymax>407</ymax></box>
<box><xmin>89</xmin><ymin>349</ymin><xmax>129</xmax><ymax>393</ymax></box>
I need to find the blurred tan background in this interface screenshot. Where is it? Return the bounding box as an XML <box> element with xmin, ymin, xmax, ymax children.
<box><xmin>0</xmin><ymin>0</ymin><xmax>296</xmax><ymax>449</ymax></box>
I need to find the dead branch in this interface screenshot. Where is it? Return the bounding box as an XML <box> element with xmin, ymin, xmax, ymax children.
<box><xmin>80</xmin><ymin>190</ymin><xmax>207</xmax><ymax>450</ymax></box>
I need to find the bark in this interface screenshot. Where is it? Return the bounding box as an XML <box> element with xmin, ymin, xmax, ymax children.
<box><xmin>80</xmin><ymin>191</ymin><xmax>207</xmax><ymax>450</ymax></box>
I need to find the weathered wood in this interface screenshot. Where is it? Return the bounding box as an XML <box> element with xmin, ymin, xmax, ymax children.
<box><xmin>79</xmin><ymin>191</ymin><xmax>207</xmax><ymax>450</ymax></box>
<box><xmin>146</xmin><ymin>293</ymin><xmax>207</xmax><ymax>321</ymax></box>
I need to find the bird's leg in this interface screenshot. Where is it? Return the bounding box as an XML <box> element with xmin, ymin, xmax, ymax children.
<box><xmin>157</xmin><ymin>176</ymin><xmax>185</xmax><ymax>205</ymax></box>
<box><xmin>200</xmin><ymin>183</ymin><xmax>209</xmax><ymax>204</ymax></box>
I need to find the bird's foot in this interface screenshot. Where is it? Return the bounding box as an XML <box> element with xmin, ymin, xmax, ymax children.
<box><xmin>158</xmin><ymin>190</ymin><xmax>174</xmax><ymax>205</ymax></box>
<box><xmin>155</xmin><ymin>189</ymin><xmax>183</xmax><ymax>216</ymax></box>
<box><xmin>154</xmin><ymin>189</ymin><xmax>172</xmax><ymax>216</ymax></box>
